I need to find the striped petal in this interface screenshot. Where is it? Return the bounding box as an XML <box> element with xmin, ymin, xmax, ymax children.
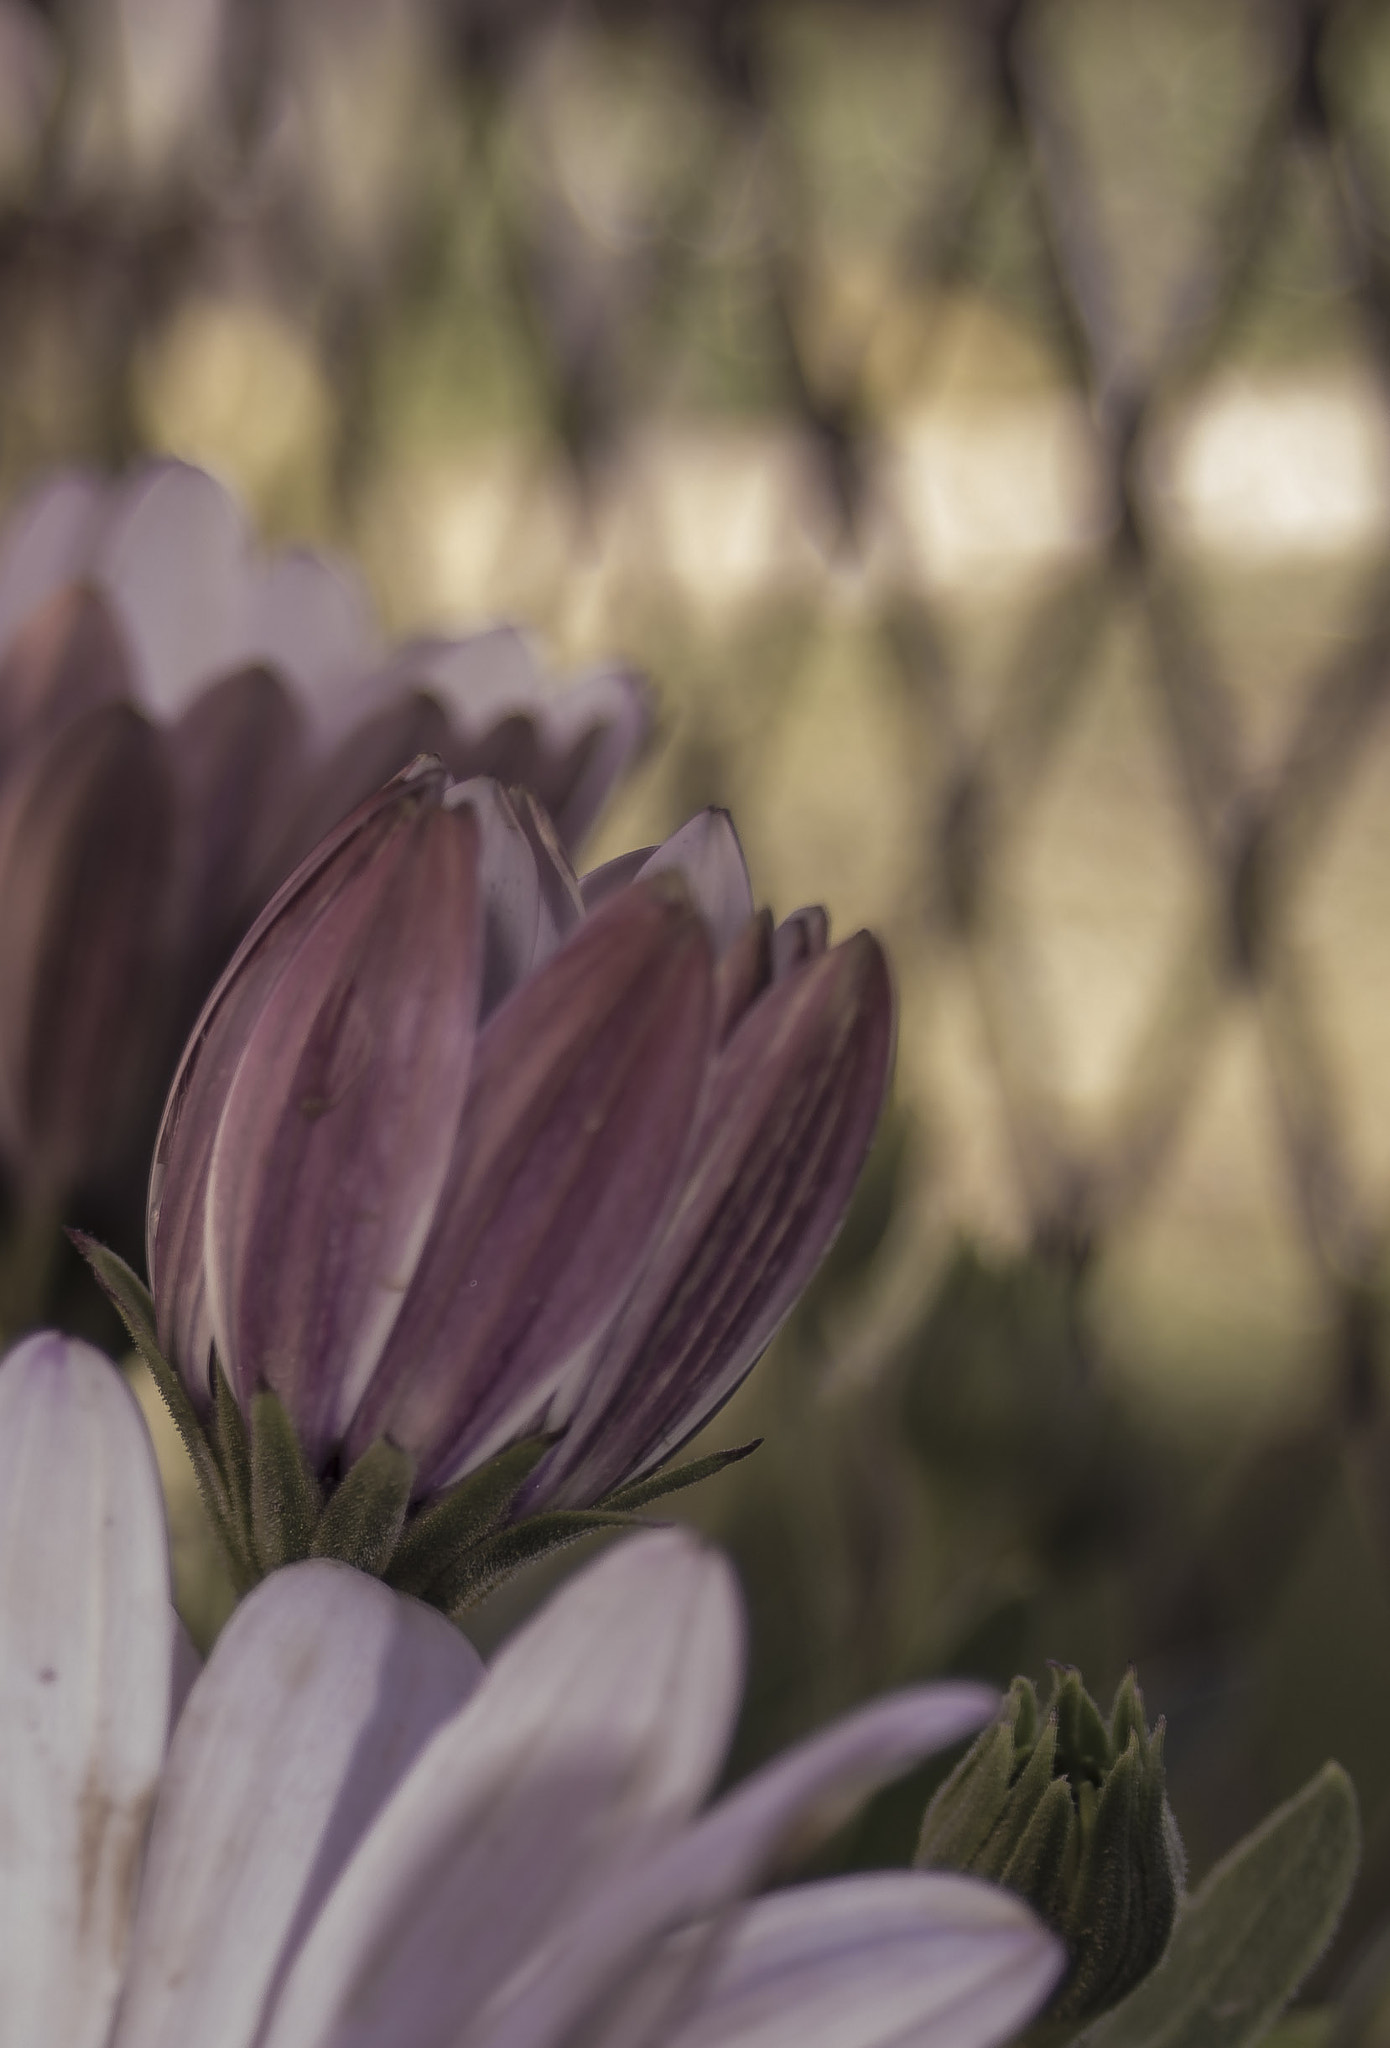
<box><xmin>347</xmin><ymin>876</ymin><xmax>713</xmax><ymax>1491</ymax></box>
<box><xmin>148</xmin><ymin>764</ymin><xmax>463</xmax><ymax>1408</ymax></box>
<box><xmin>0</xmin><ymin>1334</ymin><xmax>173</xmax><ymax>2048</ymax></box>
<box><xmin>113</xmin><ymin>1562</ymin><xmax>481</xmax><ymax>2048</ymax></box>
<box><xmin>204</xmin><ymin>791</ymin><xmax>481</xmax><ymax>1458</ymax></box>
<box><xmin>532</xmin><ymin>931</ymin><xmax>894</xmax><ymax>1507</ymax></box>
<box><xmin>665</xmin><ymin>1874</ymin><xmax>1065</xmax><ymax>2048</ymax></box>
<box><xmin>259</xmin><ymin>1528</ymin><xmax>743</xmax><ymax>2048</ymax></box>
<box><xmin>639</xmin><ymin>809</ymin><xmax>753</xmax><ymax>956</ymax></box>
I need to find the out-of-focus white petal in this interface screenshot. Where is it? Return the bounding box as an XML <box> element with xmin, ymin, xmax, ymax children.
<box><xmin>0</xmin><ymin>1333</ymin><xmax>173</xmax><ymax>2048</ymax></box>
<box><xmin>169</xmin><ymin>1612</ymin><xmax>201</xmax><ymax>1728</ymax></box>
<box><xmin>113</xmin><ymin>1561</ymin><xmax>481</xmax><ymax>2048</ymax></box>
<box><xmin>0</xmin><ymin>467</ymin><xmax>104</xmax><ymax>649</ymax></box>
<box><xmin>639</xmin><ymin>810</ymin><xmax>753</xmax><ymax>956</ymax></box>
<box><xmin>664</xmin><ymin>1874</ymin><xmax>1066</xmax><ymax>2048</ymax></box>
<box><xmin>260</xmin><ymin>1528</ymin><xmax>744</xmax><ymax>2048</ymax></box>
<box><xmin>482</xmin><ymin>1683</ymin><xmax>997</xmax><ymax>2048</ymax></box>
<box><xmin>405</xmin><ymin>624</ymin><xmax>542</xmax><ymax>730</ymax></box>
<box><xmin>245</xmin><ymin>549</ymin><xmax>380</xmax><ymax>735</ymax></box>
<box><xmin>93</xmin><ymin>459</ymin><xmax>249</xmax><ymax>716</ymax></box>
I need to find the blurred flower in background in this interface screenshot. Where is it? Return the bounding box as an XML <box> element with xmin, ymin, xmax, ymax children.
<box><xmin>0</xmin><ymin>459</ymin><xmax>649</xmax><ymax>1326</ymax></box>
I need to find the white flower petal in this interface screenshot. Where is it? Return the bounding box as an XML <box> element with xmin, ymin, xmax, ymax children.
<box><xmin>639</xmin><ymin>811</ymin><xmax>753</xmax><ymax>957</ymax></box>
<box><xmin>93</xmin><ymin>459</ymin><xmax>250</xmax><ymax>716</ymax></box>
<box><xmin>0</xmin><ymin>467</ymin><xmax>104</xmax><ymax>649</ymax></box>
<box><xmin>480</xmin><ymin>1682</ymin><xmax>997</xmax><ymax>2048</ymax></box>
<box><xmin>113</xmin><ymin>1561</ymin><xmax>482</xmax><ymax>2048</ymax></box>
<box><xmin>260</xmin><ymin>1528</ymin><xmax>744</xmax><ymax>2048</ymax></box>
<box><xmin>245</xmin><ymin>549</ymin><xmax>380</xmax><ymax>734</ymax></box>
<box><xmin>665</xmin><ymin>1873</ymin><xmax>1066</xmax><ymax>2048</ymax></box>
<box><xmin>0</xmin><ymin>1333</ymin><xmax>173</xmax><ymax>2048</ymax></box>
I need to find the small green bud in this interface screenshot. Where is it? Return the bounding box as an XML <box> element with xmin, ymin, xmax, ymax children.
<box><xmin>917</xmin><ymin>1666</ymin><xmax>1185</xmax><ymax>2022</ymax></box>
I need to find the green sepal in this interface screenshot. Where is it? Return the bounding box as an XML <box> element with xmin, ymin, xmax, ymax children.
<box><xmin>210</xmin><ymin>1358</ymin><xmax>256</xmax><ymax>1585</ymax></box>
<box><xmin>916</xmin><ymin>1681</ymin><xmax>1032</xmax><ymax>1872</ymax></box>
<box><xmin>1072</xmin><ymin>1764</ymin><xmax>1359</xmax><ymax>2048</ymax></box>
<box><xmin>599</xmin><ymin>1440</ymin><xmax>763</xmax><ymax>1513</ymax></box>
<box><xmin>1059</xmin><ymin>1736</ymin><xmax>1178</xmax><ymax>2021</ymax></box>
<box><xmin>442</xmin><ymin>1508</ymin><xmax>642</xmax><ymax>1618</ymax></box>
<box><xmin>249</xmin><ymin>1390</ymin><xmax>322</xmax><ymax>1571</ymax></box>
<box><xmin>1001</xmin><ymin>1774</ymin><xmax>1077</xmax><ymax>1925</ymax></box>
<box><xmin>313</xmin><ymin>1438</ymin><xmax>416</xmax><ymax>1576</ymax></box>
<box><xmin>70</xmin><ymin>1233</ymin><xmax>248</xmax><ymax>1587</ymax></box>
<box><xmin>386</xmin><ymin>1436</ymin><xmax>556</xmax><ymax>1600</ymax></box>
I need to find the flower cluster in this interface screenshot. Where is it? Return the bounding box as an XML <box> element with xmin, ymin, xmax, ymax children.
<box><xmin>0</xmin><ymin>461</ymin><xmax>647</xmax><ymax>1221</ymax></box>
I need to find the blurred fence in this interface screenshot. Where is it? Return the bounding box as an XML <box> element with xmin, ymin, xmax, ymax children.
<box><xmin>10</xmin><ymin>0</ymin><xmax>1390</xmax><ymax>1964</ymax></box>
<box><xmin>7</xmin><ymin>0</ymin><xmax>1390</xmax><ymax>1421</ymax></box>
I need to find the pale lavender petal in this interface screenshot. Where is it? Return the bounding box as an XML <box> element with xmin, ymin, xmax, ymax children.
<box><xmin>0</xmin><ymin>466</ymin><xmax>103</xmax><ymax>650</ymax></box>
<box><xmin>113</xmin><ymin>1563</ymin><xmax>480</xmax><ymax>2048</ymax></box>
<box><xmin>148</xmin><ymin>762</ymin><xmax>461</xmax><ymax>1408</ymax></box>
<box><xmin>204</xmin><ymin>793</ymin><xmax>480</xmax><ymax>1458</ymax></box>
<box><xmin>581</xmin><ymin>843</ymin><xmax>657</xmax><ymax>912</ymax></box>
<box><xmin>532</xmin><ymin>933</ymin><xmax>894</xmax><ymax>1508</ymax></box>
<box><xmin>449</xmin><ymin>777</ymin><xmax>542</xmax><ymax>1014</ymax></box>
<box><xmin>348</xmin><ymin>877</ymin><xmax>713</xmax><ymax>1490</ymax></box>
<box><xmin>244</xmin><ymin>548</ymin><xmax>380</xmax><ymax>732</ymax></box>
<box><xmin>170</xmin><ymin>1615</ymin><xmax>201</xmax><ymax>1728</ymax></box>
<box><xmin>259</xmin><ymin>1529</ymin><xmax>744</xmax><ymax>2048</ymax></box>
<box><xmin>511</xmin><ymin>787</ymin><xmax>585</xmax><ymax>966</ymax></box>
<box><xmin>664</xmin><ymin>1874</ymin><xmax>1065</xmax><ymax>2048</ymax></box>
<box><xmin>713</xmin><ymin>909</ymin><xmax>773</xmax><ymax>1044</ymax></box>
<box><xmin>0</xmin><ymin>1333</ymin><xmax>173</xmax><ymax>2048</ymax></box>
<box><xmin>771</xmin><ymin>905</ymin><xmax>829</xmax><ymax>980</ymax></box>
<box><xmin>92</xmin><ymin>460</ymin><xmax>249</xmax><ymax>717</ymax></box>
<box><xmin>538</xmin><ymin>666</ymin><xmax>654</xmax><ymax>849</ymax></box>
<box><xmin>399</xmin><ymin>633</ymin><xmax>651</xmax><ymax>848</ymax></box>
<box><xmin>639</xmin><ymin>809</ymin><xmax>753</xmax><ymax>956</ymax></box>
<box><xmin>478</xmin><ymin>1684</ymin><xmax>998</xmax><ymax>2048</ymax></box>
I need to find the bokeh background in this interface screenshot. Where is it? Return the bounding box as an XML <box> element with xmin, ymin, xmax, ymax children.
<box><xmin>6</xmin><ymin>0</ymin><xmax>1390</xmax><ymax>2011</ymax></box>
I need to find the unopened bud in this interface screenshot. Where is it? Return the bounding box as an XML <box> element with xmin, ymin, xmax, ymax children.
<box><xmin>916</xmin><ymin>1667</ymin><xmax>1185</xmax><ymax>2021</ymax></box>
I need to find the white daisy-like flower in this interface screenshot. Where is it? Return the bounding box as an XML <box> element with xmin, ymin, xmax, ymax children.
<box><xmin>0</xmin><ymin>1330</ymin><xmax>1064</xmax><ymax>2048</ymax></box>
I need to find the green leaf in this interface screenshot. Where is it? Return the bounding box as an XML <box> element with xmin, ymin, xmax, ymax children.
<box><xmin>1073</xmin><ymin>1763</ymin><xmax>1360</xmax><ymax>2048</ymax></box>
<box><xmin>71</xmin><ymin>1233</ymin><xmax>247</xmax><ymax>1584</ymax></box>
<box><xmin>443</xmin><ymin>1508</ymin><xmax>641</xmax><ymax>1617</ymax></box>
<box><xmin>312</xmin><ymin>1439</ymin><xmax>416</xmax><ymax>1576</ymax></box>
<box><xmin>386</xmin><ymin>1437</ymin><xmax>555</xmax><ymax>1600</ymax></box>
<box><xmin>599</xmin><ymin>1440</ymin><xmax>763</xmax><ymax>1513</ymax></box>
<box><xmin>249</xmin><ymin>1391</ymin><xmax>322</xmax><ymax>1571</ymax></box>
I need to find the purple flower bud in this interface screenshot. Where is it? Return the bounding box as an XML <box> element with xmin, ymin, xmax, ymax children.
<box><xmin>146</xmin><ymin>779</ymin><xmax>894</xmax><ymax>1530</ymax></box>
<box><xmin>151</xmin><ymin>761</ymin><xmax>480</xmax><ymax>1452</ymax></box>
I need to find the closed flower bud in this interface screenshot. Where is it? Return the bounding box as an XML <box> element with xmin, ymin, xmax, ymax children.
<box><xmin>116</xmin><ymin>768</ymin><xmax>894</xmax><ymax>1611</ymax></box>
<box><xmin>916</xmin><ymin>1667</ymin><xmax>1185</xmax><ymax>2022</ymax></box>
